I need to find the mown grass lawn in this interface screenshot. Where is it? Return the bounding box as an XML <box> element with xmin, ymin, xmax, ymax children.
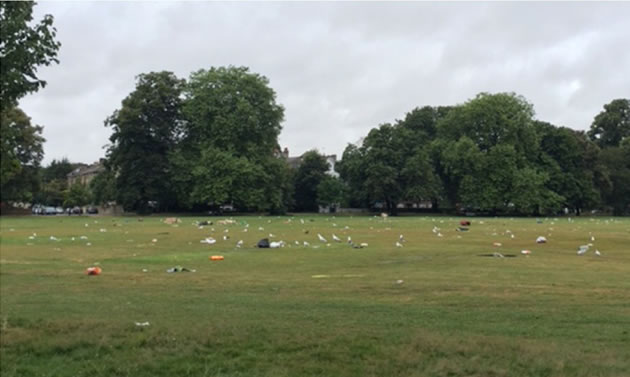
<box><xmin>1</xmin><ymin>214</ymin><xmax>629</xmax><ymax>377</ymax></box>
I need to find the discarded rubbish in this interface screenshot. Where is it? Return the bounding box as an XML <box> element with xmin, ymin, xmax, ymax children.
<box><xmin>135</xmin><ymin>321</ymin><xmax>150</xmax><ymax>327</ymax></box>
<box><xmin>166</xmin><ymin>266</ymin><xmax>195</xmax><ymax>273</ymax></box>
<box><xmin>521</xmin><ymin>250</ymin><xmax>532</xmax><ymax>255</ymax></box>
<box><xmin>395</xmin><ymin>279</ymin><xmax>404</xmax><ymax>285</ymax></box>
<box><xmin>536</xmin><ymin>236</ymin><xmax>547</xmax><ymax>243</ymax></box>
<box><xmin>200</xmin><ymin>237</ymin><xmax>216</xmax><ymax>244</ymax></box>
<box><xmin>86</xmin><ymin>266</ymin><xmax>102</xmax><ymax>275</ymax></box>
<box><xmin>270</xmin><ymin>241</ymin><xmax>285</xmax><ymax>248</ymax></box>
<box><xmin>257</xmin><ymin>238</ymin><xmax>270</xmax><ymax>248</ymax></box>
<box><xmin>209</xmin><ymin>255</ymin><xmax>224</xmax><ymax>261</ymax></box>
<box><xmin>163</xmin><ymin>217</ymin><xmax>180</xmax><ymax>225</ymax></box>
<box><xmin>493</xmin><ymin>242</ymin><xmax>502</xmax><ymax>247</ymax></box>
<box><xmin>460</xmin><ymin>220</ymin><xmax>471</xmax><ymax>226</ymax></box>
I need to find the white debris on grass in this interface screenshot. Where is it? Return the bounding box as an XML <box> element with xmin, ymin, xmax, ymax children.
<box><xmin>201</xmin><ymin>237</ymin><xmax>216</xmax><ymax>245</ymax></box>
<box><xmin>536</xmin><ymin>236</ymin><xmax>547</xmax><ymax>243</ymax></box>
<box><xmin>395</xmin><ymin>242</ymin><xmax>403</xmax><ymax>248</ymax></box>
<box><xmin>317</xmin><ymin>233</ymin><xmax>327</xmax><ymax>243</ymax></box>
<box><xmin>332</xmin><ymin>234</ymin><xmax>341</xmax><ymax>242</ymax></box>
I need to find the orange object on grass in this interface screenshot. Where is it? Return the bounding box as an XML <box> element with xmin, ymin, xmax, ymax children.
<box><xmin>209</xmin><ymin>255</ymin><xmax>224</xmax><ymax>261</ymax></box>
<box><xmin>86</xmin><ymin>266</ymin><xmax>102</xmax><ymax>275</ymax></box>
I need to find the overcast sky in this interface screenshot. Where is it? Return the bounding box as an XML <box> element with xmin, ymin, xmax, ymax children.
<box><xmin>20</xmin><ymin>1</ymin><xmax>630</xmax><ymax>165</ymax></box>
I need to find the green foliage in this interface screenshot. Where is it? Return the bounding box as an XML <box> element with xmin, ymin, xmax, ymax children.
<box><xmin>89</xmin><ymin>169</ymin><xmax>117</xmax><ymax>205</ymax></box>
<box><xmin>42</xmin><ymin>158</ymin><xmax>73</xmax><ymax>183</ymax></box>
<box><xmin>36</xmin><ymin>178</ymin><xmax>66</xmax><ymax>207</ymax></box>
<box><xmin>598</xmin><ymin>146</ymin><xmax>630</xmax><ymax>215</ymax></box>
<box><xmin>587</xmin><ymin>98</ymin><xmax>630</xmax><ymax>148</ymax></box>
<box><xmin>0</xmin><ymin>1</ymin><xmax>61</xmax><ymax>112</ymax></box>
<box><xmin>0</xmin><ymin>107</ymin><xmax>44</xmax><ymax>202</ymax></box>
<box><xmin>316</xmin><ymin>176</ymin><xmax>346</xmax><ymax>208</ymax></box>
<box><xmin>293</xmin><ymin>150</ymin><xmax>330</xmax><ymax>211</ymax></box>
<box><xmin>63</xmin><ymin>184</ymin><xmax>91</xmax><ymax>207</ymax></box>
<box><xmin>105</xmin><ymin>71</ymin><xmax>184</xmax><ymax>212</ymax></box>
<box><xmin>182</xmin><ymin>66</ymin><xmax>284</xmax><ymax>161</ymax></box>
<box><xmin>336</xmin><ymin>144</ymin><xmax>368</xmax><ymax>208</ymax></box>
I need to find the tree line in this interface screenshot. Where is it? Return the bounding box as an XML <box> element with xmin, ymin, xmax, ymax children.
<box><xmin>1</xmin><ymin>2</ymin><xmax>629</xmax><ymax>216</ymax></box>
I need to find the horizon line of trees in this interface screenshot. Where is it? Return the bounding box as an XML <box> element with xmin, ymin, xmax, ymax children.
<box><xmin>2</xmin><ymin>3</ymin><xmax>629</xmax><ymax>216</ymax></box>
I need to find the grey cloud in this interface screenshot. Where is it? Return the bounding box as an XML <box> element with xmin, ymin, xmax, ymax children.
<box><xmin>18</xmin><ymin>2</ymin><xmax>630</xmax><ymax>165</ymax></box>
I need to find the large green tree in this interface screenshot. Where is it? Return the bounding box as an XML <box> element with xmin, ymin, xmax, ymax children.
<box><xmin>1</xmin><ymin>2</ymin><xmax>59</xmax><ymax>204</ymax></box>
<box><xmin>173</xmin><ymin>66</ymin><xmax>289</xmax><ymax>213</ymax></box>
<box><xmin>105</xmin><ymin>71</ymin><xmax>184</xmax><ymax>212</ymax></box>
<box><xmin>0</xmin><ymin>107</ymin><xmax>44</xmax><ymax>202</ymax></box>
<box><xmin>293</xmin><ymin>150</ymin><xmax>330</xmax><ymax>212</ymax></box>
<box><xmin>587</xmin><ymin>99</ymin><xmax>630</xmax><ymax>148</ymax></box>
<box><xmin>0</xmin><ymin>1</ymin><xmax>61</xmax><ymax>112</ymax></box>
<box><xmin>535</xmin><ymin>122</ymin><xmax>601</xmax><ymax>215</ymax></box>
<box><xmin>182</xmin><ymin>66</ymin><xmax>284</xmax><ymax>160</ymax></box>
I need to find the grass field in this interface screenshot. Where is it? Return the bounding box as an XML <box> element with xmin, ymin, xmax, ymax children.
<box><xmin>1</xmin><ymin>214</ymin><xmax>629</xmax><ymax>377</ymax></box>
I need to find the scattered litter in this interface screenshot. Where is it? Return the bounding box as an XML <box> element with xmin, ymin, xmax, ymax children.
<box><xmin>86</xmin><ymin>266</ymin><xmax>102</xmax><ymax>275</ymax></box>
<box><xmin>595</xmin><ymin>250</ymin><xmax>602</xmax><ymax>257</ymax></box>
<box><xmin>270</xmin><ymin>241</ymin><xmax>285</xmax><ymax>248</ymax></box>
<box><xmin>135</xmin><ymin>321</ymin><xmax>150</xmax><ymax>327</ymax></box>
<box><xmin>577</xmin><ymin>244</ymin><xmax>592</xmax><ymax>255</ymax></box>
<box><xmin>50</xmin><ymin>236</ymin><xmax>59</xmax><ymax>241</ymax></box>
<box><xmin>99</xmin><ymin>228</ymin><xmax>107</xmax><ymax>233</ymax></box>
<box><xmin>493</xmin><ymin>242</ymin><xmax>502</xmax><ymax>247</ymax></box>
<box><xmin>521</xmin><ymin>250</ymin><xmax>532</xmax><ymax>255</ymax></box>
<box><xmin>311</xmin><ymin>275</ymin><xmax>330</xmax><ymax>278</ymax></box>
<box><xmin>218</xmin><ymin>219</ymin><xmax>236</xmax><ymax>225</ymax></box>
<box><xmin>536</xmin><ymin>236</ymin><xmax>547</xmax><ymax>243</ymax></box>
<box><xmin>236</xmin><ymin>240</ymin><xmax>243</xmax><ymax>248</ymax></box>
<box><xmin>151</xmin><ymin>238</ymin><xmax>157</xmax><ymax>243</ymax></box>
<box><xmin>142</xmin><ymin>269</ymin><xmax>148</xmax><ymax>272</ymax></box>
<box><xmin>460</xmin><ymin>220</ymin><xmax>471</xmax><ymax>226</ymax></box>
<box><xmin>395</xmin><ymin>279</ymin><xmax>404</xmax><ymax>285</ymax></box>
<box><xmin>395</xmin><ymin>242</ymin><xmax>403</xmax><ymax>247</ymax></box>
<box><xmin>209</xmin><ymin>255</ymin><xmax>224</xmax><ymax>261</ymax></box>
<box><xmin>257</xmin><ymin>238</ymin><xmax>270</xmax><ymax>248</ymax></box>
<box><xmin>166</xmin><ymin>266</ymin><xmax>195</xmax><ymax>273</ymax></box>
<box><xmin>86</xmin><ymin>242</ymin><xmax>92</xmax><ymax>246</ymax></box>
<box><xmin>360</xmin><ymin>242</ymin><xmax>368</xmax><ymax>247</ymax></box>
<box><xmin>80</xmin><ymin>236</ymin><xmax>88</xmax><ymax>240</ymax></box>
<box><xmin>198</xmin><ymin>220</ymin><xmax>212</xmax><ymax>226</ymax></box>
<box><xmin>200</xmin><ymin>237</ymin><xmax>216</xmax><ymax>244</ymax></box>
<box><xmin>163</xmin><ymin>217</ymin><xmax>180</xmax><ymax>225</ymax></box>
<box><xmin>478</xmin><ymin>253</ymin><xmax>517</xmax><ymax>258</ymax></box>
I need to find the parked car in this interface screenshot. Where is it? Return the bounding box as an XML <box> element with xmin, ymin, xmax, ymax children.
<box><xmin>71</xmin><ymin>207</ymin><xmax>83</xmax><ymax>215</ymax></box>
<box><xmin>86</xmin><ymin>206</ymin><xmax>98</xmax><ymax>214</ymax></box>
<box><xmin>43</xmin><ymin>206</ymin><xmax>57</xmax><ymax>215</ymax></box>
